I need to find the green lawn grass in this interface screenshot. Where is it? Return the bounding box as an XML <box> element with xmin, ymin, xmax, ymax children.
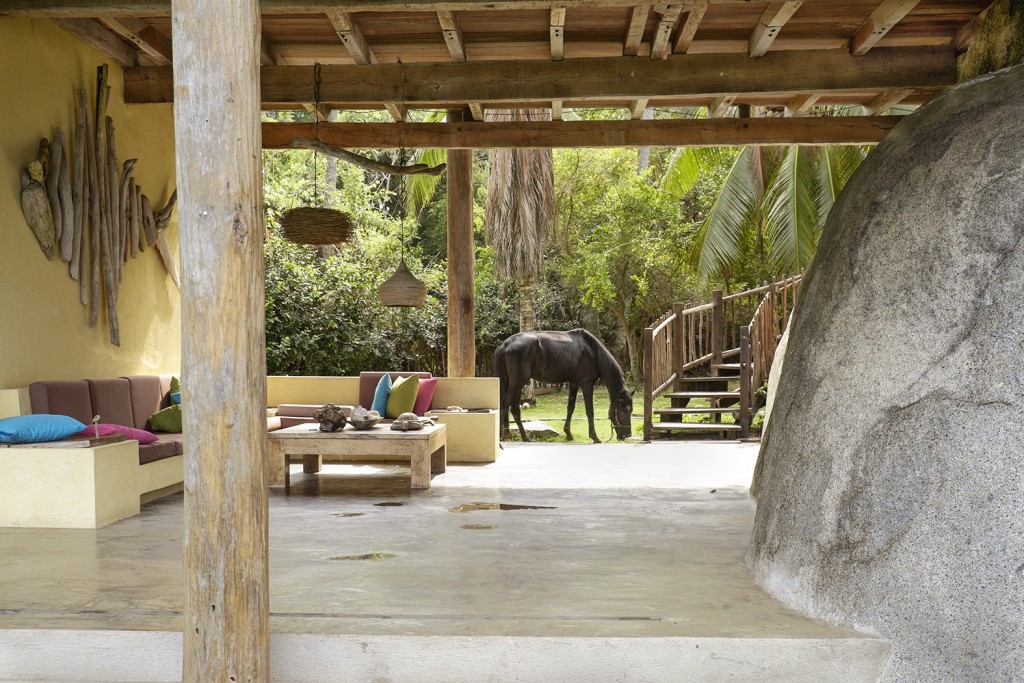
<box><xmin>502</xmin><ymin>386</ymin><xmax>763</xmax><ymax>443</ymax></box>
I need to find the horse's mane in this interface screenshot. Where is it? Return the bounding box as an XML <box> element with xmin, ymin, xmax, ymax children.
<box><xmin>570</xmin><ymin>328</ymin><xmax>626</xmax><ymax>389</ymax></box>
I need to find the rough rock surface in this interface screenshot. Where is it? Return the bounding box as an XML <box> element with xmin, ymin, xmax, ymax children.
<box><xmin>750</xmin><ymin>65</ymin><xmax>1024</xmax><ymax>682</ymax></box>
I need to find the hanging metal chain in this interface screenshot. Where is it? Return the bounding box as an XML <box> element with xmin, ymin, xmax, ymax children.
<box><xmin>312</xmin><ymin>62</ymin><xmax>322</xmax><ymax>201</ymax></box>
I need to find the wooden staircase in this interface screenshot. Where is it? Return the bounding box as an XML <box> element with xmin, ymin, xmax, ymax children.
<box><xmin>642</xmin><ymin>276</ymin><xmax>801</xmax><ymax>440</ymax></box>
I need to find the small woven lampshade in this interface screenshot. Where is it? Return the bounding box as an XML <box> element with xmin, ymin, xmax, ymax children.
<box><xmin>378</xmin><ymin>258</ymin><xmax>427</xmax><ymax>307</ymax></box>
<box><xmin>280</xmin><ymin>207</ymin><xmax>355</xmax><ymax>245</ymax></box>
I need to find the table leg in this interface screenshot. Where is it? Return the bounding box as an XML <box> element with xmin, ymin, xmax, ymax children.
<box><xmin>410</xmin><ymin>449</ymin><xmax>431</xmax><ymax>489</ymax></box>
<box><xmin>302</xmin><ymin>454</ymin><xmax>322</xmax><ymax>473</ymax></box>
<box><xmin>268</xmin><ymin>441</ymin><xmax>286</xmax><ymax>487</ymax></box>
<box><xmin>431</xmin><ymin>444</ymin><xmax>446</xmax><ymax>474</ymax></box>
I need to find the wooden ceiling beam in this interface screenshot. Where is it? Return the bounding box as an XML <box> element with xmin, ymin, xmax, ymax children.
<box><xmin>707</xmin><ymin>95</ymin><xmax>735</xmax><ymax>117</ymax></box>
<box><xmin>385</xmin><ymin>103</ymin><xmax>408</xmax><ymax>121</ymax></box>
<box><xmin>125</xmin><ymin>48</ymin><xmax>957</xmax><ymax>106</ymax></box>
<box><xmin>52</xmin><ymin>17</ymin><xmax>138</xmax><ymax>66</ymax></box>
<box><xmin>784</xmin><ymin>92</ymin><xmax>819</xmax><ymax>116</ymax></box>
<box><xmin>623</xmin><ymin>5</ymin><xmax>650</xmax><ymax>57</ymax></box>
<box><xmin>468</xmin><ymin>102</ymin><xmax>485</xmax><ymax>120</ymax></box>
<box><xmin>748</xmin><ymin>1</ymin><xmax>803</xmax><ymax>58</ymax></box>
<box><xmin>550</xmin><ymin>7</ymin><xmax>566</xmax><ymax>61</ymax></box>
<box><xmin>1</xmin><ymin>0</ymin><xmax>803</xmax><ymax>16</ymax></box>
<box><xmin>862</xmin><ymin>87</ymin><xmax>910</xmax><ymax>114</ymax></box>
<box><xmin>673</xmin><ymin>3</ymin><xmax>707</xmax><ymax>54</ymax></box>
<box><xmin>629</xmin><ymin>98</ymin><xmax>649</xmax><ymax>119</ymax></box>
<box><xmin>100</xmin><ymin>16</ymin><xmax>171</xmax><ymax>64</ymax></box>
<box><xmin>650</xmin><ymin>5</ymin><xmax>683</xmax><ymax>60</ymax></box>
<box><xmin>552</xmin><ymin>100</ymin><xmax>563</xmax><ymax>120</ymax></box>
<box><xmin>437</xmin><ymin>10</ymin><xmax>467</xmax><ymax>62</ymax></box>
<box><xmin>954</xmin><ymin>2</ymin><xmax>995</xmax><ymax>54</ymax></box>
<box><xmin>302</xmin><ymin>102</ymin><xmax>333</xmax><ymax>121</ymax></box>
<box><xmin>850</xmin><ymin>0</ymin><xmax>920</xmax><ymax>56</ymax></box>
<box><xmin>325</xmin><ymin>8</ymin><xmax>378</xmax><ymax>65</ymax></box>
<box><xmin>261</xmin><ymin>116</ymin><xmax>901</xmax><ymax>149</ymax></box>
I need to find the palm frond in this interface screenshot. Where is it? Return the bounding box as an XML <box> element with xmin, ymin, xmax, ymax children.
<box><xmin>814</xmin><ymin>144</ymin><xmax>865</xmax><ymax>225</ymax></box>
<box><xmin>690</xmin><ymin>146</ymin><xmax>759</xmax><ymax>279</ymax></box>
<box><xmin>661</xmin><ymin>146</ymin><xmax>730</xmax><ymax>198</ymax></box>
<box><xmin>407</xmin><ymin>147</ymin><xmax>447</xmax><ymax>216</ymax></box>
<box><xmin>765</xmin><ymin>145</ymin><xmax>819</xmax><ymax>271</ymax></box>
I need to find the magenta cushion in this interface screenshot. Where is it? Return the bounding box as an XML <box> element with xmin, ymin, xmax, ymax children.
<box><xmin>412</xmin><ymin>378</ymin><xmax>438</xmax><ymax>416</ymax></box>
<box><xmin>76</xmin><ymin>423</ymin><xmax>159</xmax><ymax>445</ymax></box>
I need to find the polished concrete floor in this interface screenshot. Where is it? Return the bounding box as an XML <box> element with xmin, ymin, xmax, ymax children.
<box><xmin>0</xmin><ymin>441</ymin><xmax>892</xmax><ymax>681</ymax></box>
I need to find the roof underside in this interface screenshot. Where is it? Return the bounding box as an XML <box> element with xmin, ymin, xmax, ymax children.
<box><xmin>2</xmin><ymin>1</ymin><xmax>995</xmax><ymax>143</ymax></box>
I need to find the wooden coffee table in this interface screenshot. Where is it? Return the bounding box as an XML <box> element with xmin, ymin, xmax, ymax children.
<box><xmin>267</xmin><ymin>422</ymin><xmax>447</xmax><ymax>489</ymax></box>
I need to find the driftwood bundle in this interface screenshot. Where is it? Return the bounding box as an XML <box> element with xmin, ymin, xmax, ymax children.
<box><xmin>280</xmin><ymin>206</ymin><xmax>355</xmax><ymax>245</ymax></box>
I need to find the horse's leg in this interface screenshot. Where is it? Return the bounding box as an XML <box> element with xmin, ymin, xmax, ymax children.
<box><xmin>581</xmin><ymin>382</ymin><xmax>600</xmax><ymax>443</ymax></box>
<box><xmin>499</xmin><ymin>391</ymin><xmax>511</xmax><ymax>440</ymax></box>
<box><xmin>563</xmin><ymin>384</ymin><xmax>578</xmax><ymax>441</ymax></box>
<box><xmin>510</xmin><ymin>385</ymin><xmax>530</xmax><ymax>442</ymax></box>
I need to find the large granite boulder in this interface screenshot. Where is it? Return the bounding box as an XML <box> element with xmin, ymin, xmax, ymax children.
<box><xmin>750</xmin><ymin>65</ymin><xmax>1024</xmax><ymax>682</ymax></box>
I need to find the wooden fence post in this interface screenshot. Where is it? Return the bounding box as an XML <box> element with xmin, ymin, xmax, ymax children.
<box><xmin>173</xmin><ymin>0</ymin><xmax>269</xmax><ymax>679</ymax></box>
<box><xmin>671</xmin><ymin>302</ymin><xmax>684</xmax><ymax>388</ymax></box>
<box><xmin>739</xmin><ymin>325</ymin><xmax>751</xmax><ymax>439</ymax></box>
<box><xmin>643</xmin><ymin>327</ymin><xmax>654</xmax><ymax>441</ymax></box>
<box><xmin>711</xmin><ymin>289</ymin><xmax>724</xmax><ymax>366</ymax></box>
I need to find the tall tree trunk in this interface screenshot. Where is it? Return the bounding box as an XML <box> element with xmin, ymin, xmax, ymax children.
<box><xmin>637</xmin><ymin>107</ymin><xmax>653</xmax><ymax>177</ymax></box>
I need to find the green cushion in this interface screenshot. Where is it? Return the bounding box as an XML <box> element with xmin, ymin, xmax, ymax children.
<box><xmin>147</xmin><ymin>404</ymin><xmax>182</xmax><ymax>433</ymax></box>
<box><xmin>385</xmin><ymin>375</ymin><xmax>419</xmax><ymax>419</ymax></box>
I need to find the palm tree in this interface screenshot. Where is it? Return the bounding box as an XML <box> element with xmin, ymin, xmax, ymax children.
<box><xmin>484</xmin><ymin>108</ymin><xmax>556</xmax><ymax>334</ymax></box>
<box><xmin>662</xmin><ymin>122</ymin><xmax>867</xmax><ymax>284</ymax></box>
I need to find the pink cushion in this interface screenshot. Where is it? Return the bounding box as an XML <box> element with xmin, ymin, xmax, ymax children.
<box><xmin>76</xmin><ymin>423</ymin><xmax>159</xmax><ymax>445</ymax></box>
<box><xmin>412</xmin><ymin>378</ymin><xmax>438</xmax><ymax>416</ymax></box>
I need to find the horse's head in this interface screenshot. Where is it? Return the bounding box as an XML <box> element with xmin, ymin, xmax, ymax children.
<box><xmin>609</xmin><ymin>388</ymin><xmax>634</xmax><ymax>441</ymax></box>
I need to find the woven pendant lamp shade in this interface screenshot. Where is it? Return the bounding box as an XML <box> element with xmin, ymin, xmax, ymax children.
<box><xmin>280</xmin><ymin>207</ymin><xmax>355</xmax><ymax>245</ymax></box>
<box><xmin>378</xmin><ymin>258</ymin><xmax>427</xmax><ymax>307</ymax></box>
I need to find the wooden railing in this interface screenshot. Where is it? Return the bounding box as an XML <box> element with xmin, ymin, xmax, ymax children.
<box><xmin>737</xmin><ymin>273</ymin><xmax>802</xmax><ymax>437</ymax></box>
<box><xmin>642</xmin><ymin>274</ymin><xmax>802</xmax><ymax>440</ymax></box>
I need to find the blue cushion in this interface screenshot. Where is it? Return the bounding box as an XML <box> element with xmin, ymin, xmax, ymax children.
<box><xmin>170</xmin><ymin>392</ymin><xmax>181</xmax><ymax>405</ymax></box>
<box><xmin>0</xmin><ymin>414</ymin><xmax>88</xmax><ymax>444</ymax></box>
<box><xmin>370</xmin><ymin>374</ymin><xmax>392</xmax><ymax>414</ymax></box>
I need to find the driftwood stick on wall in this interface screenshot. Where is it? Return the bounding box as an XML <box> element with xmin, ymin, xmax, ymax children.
<box><xmin>87</xmin><ymin>79</ymin><xmax>102</xmax><ymax>326</ymax></box>
<box><xmin>119</xmin><ymin>159</ymin><xmax>137</xmax><ymax>266</ymax></box>
<box><xmin>44</xmin><ymin>137</ymin><xmax>63</xmax><ymax>246</ymax></box>
<box><xmin>106</xmin><ymin>117</ymin><xmax>121</xmax><ymax>288</ymax></box>
<box><xmin>71</xmin><ymin>92</ymin><xmax>87</xmax><ymax>283</ymax></box>
<box><xmin>153</xmin><ymin>190</ymin><xmax>179</xmax><ymax>289</ymax></box>
<box><xmin>141</xmin><ymin>194</ymin><xmax>157</xmax><ymax>247</ymax></box>
<box><xmin>103</xmin><ymin>115</ymin><xmax>120</xmax><ymax>345</ymax></box>
<box><xmin>133</xmin><ymin>184</ymin><xmax>144</xmax><ymax>253</ymax></box>
<box><xmin>290</xmin><ymin>137</ymin><xmax>446</xmax><ymax>176</ymax></box>
<box><xmin>54</xmin><ymin>130</ymin><xmax>75</xmax><ymax>263</ymax></box>
<box><xmin>127</xmin><ymin>176</ymin><xmax>139</xmax><ymax>259</ymax></box>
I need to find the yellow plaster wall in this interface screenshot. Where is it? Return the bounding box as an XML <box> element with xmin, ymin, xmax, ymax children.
<box><xmin>0</xmin><ymin>19</ymin><xmax>180</xmax><ymax>389</ymax></box>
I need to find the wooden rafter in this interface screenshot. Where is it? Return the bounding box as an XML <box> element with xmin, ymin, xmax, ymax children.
<box><xmin>862</xmin><ymin>87</ymin><xmax>910</xmax><ymax>115</ymax></box>
<box><xmin>850</xmin><ymin>0</ymin><xmax>920</xmax><ymax>56</ymax></box>
<box><xmin>1</xmin><ymin>0</ymin><xmax>806</xmax><ymax>15</ymax></box>
<box><xmin>630</xmin><ymin>98</ymin><xmax>649</xmax><ymax>119</ymax></box>
<box><xmin>552</xmin><ymin>99</ymin><xmax>563</xmax><ymax>120</ymax></box>
<box><xmin>673</xmin><ymin>3</ymin><xmax>707</xmax><ymax>54</ymax></box>
<box><xmin>385</xmin><ymin>103</ymin><xmax>408</xmax><ymax>122</ymax></box>
<box><xmin>125</xmin><ymin>48</ymin><xmax>957</xmax><ymax>106</ymax></box>
<box><xmin>748</xmin><ymin>1</ymin><xmax>802</xmax><ymax>58</ymax></box>
<box><xmin>325</xmin><ymin>8</ymin><xmax>377</xmax><ymax>65</ymax></box>
<box><xmin>784</xmin><ymin>92</ymin><xmax>819</xmax><ymax>116</ymax></box>
<box><xmin>437</xmin><ymin>10</ymin><xmax>467</xmax><ymax>62</ymax></box>
<box><xmin>550</xmin><ymin>7</ymin><xmax>566</xmax><ymax>61</ymax></box>
<box><xmin>261</xmin><ymin>116</ymin><xmax>902</xmax><ymax>149</ymax></box>
<box><xmin>707</xmin><ymin>95</ymin><xmax>735</xmax><ymax>117</ymax></box>
<box><xmin>650</xmin><ymin>5</ymin><xmax>683</xmax><ymax>60</ymax></box>
<box><xmin>52</xmin><ymin>18</ymin><xmax>138</xmax><ymax>66</ymax></box>
<box><xmin>261</xmin><ymin>36</ymin><xmax>282</xmax><ymax>65</ymax></box>
<box><xmin>468</xmin><ymin>103</ymin><xmax>484</xmax><ymax>120</ymax></box>
<box><xmin>954</xmin><ymin>2</ymin><xmax>996</xmax><ymax>54</ymax></box>
<box><xmin>100</xmin><ymin>16</ymin><xmax>171</xmax><ymax>64</ymax></box>
<box><xmin>302</xmin><ymin>102</ymin><xmax>332</xmax><ymax>121</ymax></box>
<box><xmin>623</xmin><ymin>5</ymin><xmax>650</xmax><ymax>57</ymax></box>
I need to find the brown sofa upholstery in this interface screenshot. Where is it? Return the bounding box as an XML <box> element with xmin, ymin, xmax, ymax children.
<box><xmin>28</xmin><ymin>375</ymin><xmax>181</xmax><ymax>465</ymax></box>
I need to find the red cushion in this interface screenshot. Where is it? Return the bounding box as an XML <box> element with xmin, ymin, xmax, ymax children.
<box><xmin>413</xmin><ymin>378</ymin><xmax>438</xmax><ymax>416</ymax></box>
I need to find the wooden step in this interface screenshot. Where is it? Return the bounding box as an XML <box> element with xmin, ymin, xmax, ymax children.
<box><xmin>664</xmin><ymin>390</ymin><xmax>740</xmax><ymax>400</ymax></box>
<box><xmin>656</xmin><ymin>407</ymin><xmax>738</xmax><ymax>416</ymax></box>
<box><xmin>679</xmin><ymin>376</ymin><xmax>735</xmax><ymax>384</ymax></box>
<box><xmin>651</xmin><ymin>421</ymin><xmax>743</xmax><ymax>432</ymax></box>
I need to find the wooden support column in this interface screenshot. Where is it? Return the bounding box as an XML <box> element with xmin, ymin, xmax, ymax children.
<box><xmin>172</xmin><ymin>0</ymin><xmax>269</xmax><ymax>680</ymax></box>
<box><xmin>446</xmin><ymin>108</ymin><xmax>475</xmax><ymax>377</ymax></box>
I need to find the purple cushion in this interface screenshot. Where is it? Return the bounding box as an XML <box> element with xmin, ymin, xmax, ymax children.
<box><xmin>413</xmin><ymin>378</ymin><xmax>438</xmax><ymax>416</ymax></box>
<box><xmin>76</xmin><ymin>423</ymin><xmax>158</xmax><ymax>445</ymax></box>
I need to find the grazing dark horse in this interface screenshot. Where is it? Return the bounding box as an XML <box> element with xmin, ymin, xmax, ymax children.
<box><xmin>495</xmin><ymin>329</ymin><xmax>634</xmax><ymax>443</ymax></box>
